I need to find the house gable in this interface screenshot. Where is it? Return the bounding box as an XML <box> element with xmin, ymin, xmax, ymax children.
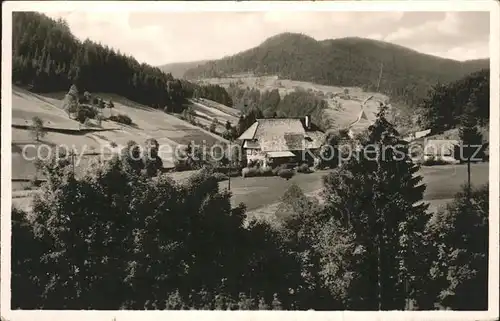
<box><xmin>238</xmin><ymin>117</ymin><xmax>325</xmax><ymax>153</ymax></box>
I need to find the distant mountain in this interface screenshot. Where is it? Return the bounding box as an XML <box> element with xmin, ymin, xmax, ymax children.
<box><xmin>183</xmin><ymin>33</ymin><xmax>489</xmax><ymax>105</ymax></box>
<box><xmin>159</xmin><ymin>60</ymin><xmax>208</xmax><ymax>79</ymax></box>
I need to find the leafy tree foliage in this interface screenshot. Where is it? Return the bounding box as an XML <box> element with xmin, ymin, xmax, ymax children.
<box><xmin>143</xmin><ymin>138</ymin><xmax>163</xmax><ymax>177</ymax></box>
<box><xmin>419</xmin><ymin>69</ymin><xmax>489</xmax><ymax>132</ymax></box>
<box><xmin>209</xmin><ymin>118</ymin><xmax>219</xmax><ymax>133</ymax></box>
<box><xmin>419</xmin><ymin>184</ymin><xmax>489</xmax><ymax>310</ymax></box>
<box><xmin>226</xmin><ymin>84</ymin><xmax>262</xmax><ymax>113</ymax></box>
<box><xmin>229</xmin><ymin>85</ymin><xmax>330</xmax><ymax>132</ymax></box>
<box><xmin>12</xmin><ymin>158</ymin><xmax>307</xmax><ymax>309</ymax></box>
<box><xmin>318</xmin><ymin>106</ymin><xmax>431</xmax><ymax>309</ymax></box>
<box><xmin>198</xmin><ymin>84</ymin><xmax>233</xmax><ymax>107</ymax></box>
<box><xmin>277</xmin><ymin>89</ymin><xmax>328</xmax><ymax>128</ymax></box>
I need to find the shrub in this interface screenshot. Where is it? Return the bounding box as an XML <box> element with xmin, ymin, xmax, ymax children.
<box><xmin>247</xmin><ymin>159</ymin><xmax>260</xmax><ymax>168</ymax></box>
<box><xmin>259</xmin><ymin>166</ymin><xmax>273</xmax><ymax>177</ymax></box>
<box><xmin>222</xmin><ymin>129</ymin><xmax>232</xmax><ymax>140</ymax></box>
<box><xmin>297</xmin><ymin>163</ymin><xmax>311</xmax><ymax>173</ymax></box>
<box><xmin>30</xmin><ymin>175</ymin><xmax>41</xmax><ymax>188</ymax></box>
<box><xmin>84</xmin><ymin>118</ymin><xmax>94</xmax><ymax>127</ymax></box>
<box><xmin>242</xmin><ymin>167</ymin><xmax>259</xmax><ymax>178</ymax></box>
<box><xmin>209</xmin><ymin>118</ymin><xmax>218</xmax><ymax>133</ymax></box>
<box><xmin>174</xmin><ymin>158</ymin><xmax>190</xmax><ymax>172</ymax></box>
<box><xmin>76</xmin><ymin>105</ymin><xmax>98</xmax><ymax>123</ymax></box>
<box><xmin>212</xmin><ymin>172</ymin><xmax>228</xmax><ymax>182</ymax></box>
<box><xmin>110</xmin><ymin>141</ymin><xmax>118</xmax><ymax>148</ymax></box>
<box><xmin>109</xmin><ymin>113</ymin><xmax>133</xmax><ymax>126</ymax></box>
<box><xmin>272</xmin><ymin>164</ymin><xmax>287</xmax><ymax>176</ymax></box>
<box><xmin>278</xmin><ymin>168</ymin><xmax>295</xmax><ymax>180</ymax></box>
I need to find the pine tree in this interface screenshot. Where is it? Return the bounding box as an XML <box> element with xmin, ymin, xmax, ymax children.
<box><xmin>459</xmin><ymin>95</ymin><xmax>483</xmax><ymax>160</ymax></box>
<box><xmin>321</xmin><ymin>105</ymin><xmax>430</xmax><ymax>310</ymax></box>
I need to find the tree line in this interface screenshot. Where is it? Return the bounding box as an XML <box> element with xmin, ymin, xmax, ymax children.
<box><xmin>12</xmin><ymin>106</ymin><xmax>489</xmax><ymax>310</ymax></box>
<box><xmin>192</xmin><ymin>83</ymin><xmax>234</xmax><ymax>107</ymax></box>
<box><xmin>229</xmin><ymin>84</ymin><xmax>332</xmax><ymax>134</ymax></box>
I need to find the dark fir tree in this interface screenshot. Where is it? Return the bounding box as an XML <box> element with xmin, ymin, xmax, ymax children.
<box><xmin>320</xmin><ymin>105</ymin><xmax>431</xmax><ymax>310</ymax></box>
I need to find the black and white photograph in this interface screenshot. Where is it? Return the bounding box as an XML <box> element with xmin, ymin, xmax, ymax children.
<box><xmin>1</xmin><ymin>1</ymin><xmax>499</xmax><ymax>320</ymax></box>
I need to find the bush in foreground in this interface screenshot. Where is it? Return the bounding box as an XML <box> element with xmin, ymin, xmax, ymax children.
<box><xmin>278</xmin><ymin>168</ymin><xmax>295</xmax><ymax>180</ymax></box>
<box><xmin>12</xmin><ymin>159</ymin><xmax>307</xmax><ymax>309</ymax></box>
<box><xmin>417</xmin><ymin>183</ymin><xmax>489</xmax><ymax>310</ymax></box>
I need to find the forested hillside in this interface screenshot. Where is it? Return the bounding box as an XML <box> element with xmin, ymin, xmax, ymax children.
<box><xmin>184</xmin><ymin>33</ymin><xmax>489</xmax><ymax>106</ymax></box>
<box><xmin>12</xmin><ymin>12</ymin><xmax>236</xmax><ymax>113</ymax></box>
<box><xmin>12</xmin><ymin>12</ymin><xmax>192</xmax><ymax>112</ymax></box>
<box><xmin>418</xmin><ymin>69</ymin><xmax>489</xmax><ymax>132</ymax></box>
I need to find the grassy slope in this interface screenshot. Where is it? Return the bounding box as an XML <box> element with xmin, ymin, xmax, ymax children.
<box><xmin>11</xmin><ymin>86</ymin><xmax>229</xmax><ymax>182</ymax></box>
<box><xmin>189</xmin><ymin>99</ymin><xmax>240</xmax><ymax>125</ymax></box>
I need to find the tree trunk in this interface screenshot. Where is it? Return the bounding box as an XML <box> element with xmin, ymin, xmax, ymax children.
<box><xmin>377</xmin><ymin>237</ymin><xmax>382</xmax><ymax>310</ymax></box>
<box><xmin>467</xmin><ymin>156</ymin><xmax>471</xmax><ymax>199</ymax></box>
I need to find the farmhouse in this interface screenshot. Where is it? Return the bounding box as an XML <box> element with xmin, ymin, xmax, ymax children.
<box><xmin>237</xmin><ymin>115</ymin><xmax>325</xmax><ymax>167</ymax></box>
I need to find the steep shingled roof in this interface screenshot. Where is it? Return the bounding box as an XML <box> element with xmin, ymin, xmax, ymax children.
<box><xmin>238</xmin><ymin>118</ymin><xmax>324</xmax><ymax>152</ymax></box>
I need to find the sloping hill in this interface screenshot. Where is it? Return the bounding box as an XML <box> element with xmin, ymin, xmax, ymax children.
<box><xmin>184</xmin><ymin>33</ymin><xmax>489</xmax><ymax>105</ymax></box>
<box><xmin>11</xmin><ymin>86</ymin><xmax>229</xmax><ymax>184</ymax></box>
<box><xmin>159</xmin><ymin>60</ymin><xmax>208</xmax><ymax>79</ymax></box>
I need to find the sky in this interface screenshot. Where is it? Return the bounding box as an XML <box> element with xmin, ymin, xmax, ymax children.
<box><xmin>42</xmin><ymin>11</ymin><xmax>490</xmax><ymax>66</ymax></box>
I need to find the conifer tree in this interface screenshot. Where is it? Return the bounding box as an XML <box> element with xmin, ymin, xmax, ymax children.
<box><xmin>321</xmin><ymin>104</ymin><xmax>430</xmax><ymax>310</ymax></box>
